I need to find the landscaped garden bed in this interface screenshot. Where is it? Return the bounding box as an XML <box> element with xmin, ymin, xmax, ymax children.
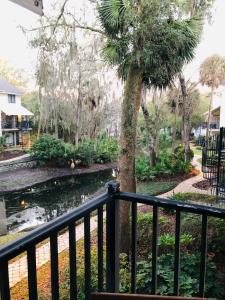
<box><xmin>0</xmin><ymin>149</ymin><xmax>26</xmax><ymax>162</ymax></box>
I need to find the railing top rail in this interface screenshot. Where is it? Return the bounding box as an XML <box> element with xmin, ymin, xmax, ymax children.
<box><xmin>2</xmin><ymin>180</ymin><xmax>225</xmax><ymax>262</ymax></box>
<box><xmin>114</xmin><ymin>192</ymin><xmax>225</xmax><ymax>219</ymax></box>
<box><xmin>0</xmin><ymin>192</ymin><xmax>109</xmax><ymax>261</ymax></box>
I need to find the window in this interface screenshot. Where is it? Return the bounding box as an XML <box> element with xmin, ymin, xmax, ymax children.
<box><xmin>8</xmin><ymin>94</ymin><xmax>16</xmax><ymax>103</ymax></box>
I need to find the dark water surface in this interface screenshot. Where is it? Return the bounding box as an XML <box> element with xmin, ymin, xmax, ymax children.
<box><xmin>0</xmin><ymin>170</ymin><xmax>113</xmax><ymax>233</ymax></box>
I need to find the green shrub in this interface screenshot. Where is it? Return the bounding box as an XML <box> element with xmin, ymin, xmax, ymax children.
<box><xmin>31</xmin><ymin>135</ymin><xmax>118</xmax><ymax>167</ymax></box>
<box><xmin>0</xmin><ymin>135</ymin><xmax>7</xmax><ymax>153</ymax></box>
<box><xmin>31</xmin><ymin>134</ymin><xmax>66</xmax><ymax>166</ymax></box>
<box><xmin>136</xmin><ymin>253</ymin><xmax>225</xmax><ymax>298</ymax></box>
<box><xmin>174</xmin><ymin>144</ymin><xmax>194</xmax><ymax>161</ymax></box>
<box><xmin>95</xmin><ymin>137</ymin><xmax>118</xmax><ymax>163</ymax></box>
<box><xmin>74</xmin><ymin>140</ymin><xmax>96</xmax><ymax>166</ymax></box>
<box><xmin>74</xmin><ymin>137</ymin><xmax>118</xmax><ymax>166</ymax></box>
<box><xmin>159</xmin><ymin>133</ymin><xmax>172</xmax><ymax>151</ymax></box>
<box><xmin>136</xmin><ymin>151</ymin><xmax>193</xmax><ymax>181</ymax></box>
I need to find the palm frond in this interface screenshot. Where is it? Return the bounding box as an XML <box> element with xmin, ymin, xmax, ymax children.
<box><xmin>98</xmin><ymin>0</ymin><xmax>130</xmax><ymax>37</ymax></box>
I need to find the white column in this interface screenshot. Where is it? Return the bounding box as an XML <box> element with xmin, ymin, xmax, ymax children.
<box><xmin>0</xmin><ymin>111</ymin><xmax>2</xmax><ymax>137</ymax></box>
<box><xmin>13</xmin><ymin>132</ymin><xmax>17</xmax><ymax>146</ymax></box>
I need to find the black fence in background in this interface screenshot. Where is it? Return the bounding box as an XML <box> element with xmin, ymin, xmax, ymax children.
<box><xmin>202</xmin><ymin>127</ymin><xmax>225</xmax><ymax>198</ymax></box>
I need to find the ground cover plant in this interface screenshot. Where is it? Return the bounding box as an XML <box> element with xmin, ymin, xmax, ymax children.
<box><xmin>136</xmin><ymin>145</ymin><xmax>194</xmax><ymax>181</ymax></box>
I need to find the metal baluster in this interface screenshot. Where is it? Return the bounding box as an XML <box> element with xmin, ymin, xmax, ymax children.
<box><xmin>84</xmin><ymin>215</ymin><xmax>91</xmax><ymax>300</ymax></box>
<box><xmin>50</xmin><ymin>232</ymin><xmax>59</xmax><ymax>300</ymax></box>
<box><xmin>173</xmin><ymin>210</ymin><xmax>181</xmax><ymax>296</ymax></box>
<box><xmin>0</xmin><ymin>260</ymin><xmax>10</xmax><ymax>300</ymax></box>
<box><xmin>98</xmin><ymin>206</ymin><xmax>104</xmax><ymax>292</ymax></box>
<box><xmin>131</xmin><ymin>201</ymin><xmax>137</xmax><ymax>293</ymax></box>
<box><xmin>199</xmin><ymin>214</ymin><xmax>208</xmax><ymax>297</ymax></box>
<box><xmin>69</xmin><ymin>223</ymin><xmax>77</xmax><ymax>300</ymax></box>
<box><xmin>106</xmin><ymin>198</ymin><xmax>119</xmax><ymax>293</ymax></box>
<box><xmin>27</xmin><ymin>246</ymin><xmax>38</xmax><ymax>300</ymax></box>
<box><xmin>151</xmin><ymin>206</ymin><xmax>158</xmax><ymax>295</ymax></box>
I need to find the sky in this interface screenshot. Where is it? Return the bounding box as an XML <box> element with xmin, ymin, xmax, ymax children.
<box><xmin>0</xmin><ymin>0</ymin><xmax>225</xmax><ymax>90</ymax></box>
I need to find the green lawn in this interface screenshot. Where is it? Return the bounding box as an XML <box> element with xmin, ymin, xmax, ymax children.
<box><xmin>197</xmin><ymin>158</ymin><xmax>202</xmax><ymax>164</ymax></box>
<box><xmin>170</xmin><ymin>192</ymin><xmax>217</xmax><ymax>204</ymax></box>
<box><xmin>137</xmin><ymin>181</ymin><xmax>177</xmax><ymax>196</ymax></box>
<box><xmin>0</xmin><ymin>232</ymin><xmax>26</xmax><ymax>247</ymax></box>
<box><xmin>191</xmin><ymin>146</ymin><xmax>202</xmax><ymax>157</ymax></box>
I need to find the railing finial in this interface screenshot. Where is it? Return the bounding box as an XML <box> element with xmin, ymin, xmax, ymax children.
<box><xmin>105</xmin><ymin>181</ymin><xmax>120</xmax><ymax>194</ymax></box>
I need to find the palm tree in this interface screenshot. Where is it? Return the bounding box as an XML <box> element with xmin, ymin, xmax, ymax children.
<box><xmin>98</xmin><ymin>0</ymin><xmax>200</xmax><ymax>252</ymax></box>
<box><xmin>200</xmin><ymin>55</ymin><xmax>225</xmax><ymax>141</ymax></box>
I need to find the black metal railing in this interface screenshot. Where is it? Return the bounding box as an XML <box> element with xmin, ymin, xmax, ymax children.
<box><xmin>202</xmin><ymin>127</ymin><xmax>225</xmax><ymax>198</ymax></box>
<box><xmin>1</xmin><ymin>120</ymin><xmax>32</xmax><ymax>131</ymax></box>
<box><xmin>1</xmin><ymin>181</ymin><xmax>225</xmax><ymax>300</ymax></box>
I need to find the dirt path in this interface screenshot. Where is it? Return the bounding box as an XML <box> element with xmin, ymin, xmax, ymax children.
<box><xmin>160</xmin><ymin>155</ymin><xmax>211</xmax><ymax>198</ymax></box>
<box><xmin>0</xmin><ymin>162</ymin><xmax>116</xmax><ymax>194</ymax></box>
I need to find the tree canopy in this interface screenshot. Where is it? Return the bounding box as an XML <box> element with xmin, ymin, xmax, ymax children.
<box><xmin>99</xmin><ymin>0</ymin><xmax>201</xmax><ymax>88</ymax></box>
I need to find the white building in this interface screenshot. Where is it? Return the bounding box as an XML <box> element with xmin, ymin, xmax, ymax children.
<box><xmin>208</xmin><ymin>91</ymin><xmax>225</xmax><ymax>133</ymax></box>
<box><xmin>0</xmin><ymin>78</ymin><xmax>33</xmax><ymax>147</ymax></box>
<box><xmin>194</xmin><ymin>91</ymin><xmax>225</xmax><ymax>138</ymax></box>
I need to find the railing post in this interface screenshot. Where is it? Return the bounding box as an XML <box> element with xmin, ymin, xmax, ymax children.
<box><xmin>105</xmin><ymin>181</ymin><xmax>120</xmax><ymax>293</ymax></box>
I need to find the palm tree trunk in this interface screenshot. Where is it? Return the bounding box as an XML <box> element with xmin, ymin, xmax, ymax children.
<box><xmin>179</xmin><ymin>73</ymin><xmax>190</xmax><ymax>161</ymax></box>
<box><xmin>206</xmin><ymin>87</ymin><xmax>214</xmax><ymax>142</ymax></box>
<box><xmin>119</xmin><ymin>65</ymin><xmax>142</xmax><ymax>254</ymax></box>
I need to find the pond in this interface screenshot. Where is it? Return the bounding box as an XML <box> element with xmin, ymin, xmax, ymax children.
<box><xmin>0</xmin><ymin>170</ymin><xmax>113</xmax><ymax>234</ymax></box>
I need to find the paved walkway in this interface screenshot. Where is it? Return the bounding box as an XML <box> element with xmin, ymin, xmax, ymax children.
<box><xmin>160</xmin><ymin>154</ymin><xmax>211</xmax><ymax>198</ymax></box>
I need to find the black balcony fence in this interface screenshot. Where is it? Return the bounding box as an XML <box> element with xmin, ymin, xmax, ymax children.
<box><xmin>202</xmin><ymin>127</ymin><xmax>225</xmax><ymax>198</ymax></box>
<box><xmin>1</xmin><ymin>120</ymin><xmax>32</xmax><ymax>130</ymax></box>
<box><xmin>1</xmin><ymin>181</ymin><xmax>225</xmax><ymax>300</ymax></box>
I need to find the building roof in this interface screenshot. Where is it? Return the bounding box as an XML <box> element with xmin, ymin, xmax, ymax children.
<box><xmin>0</xmin><ymin>78</ymin><xmax>23</xmax><ymax>96</ymax></box>
<box><xmin>0</xmin><ymin>104</ymin><xmax>33</xmax><ymax>116</ymax></box>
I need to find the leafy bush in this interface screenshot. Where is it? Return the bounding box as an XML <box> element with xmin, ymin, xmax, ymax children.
<box><xmin>31</xmin><ymin>134</ymin><xmax>66</xmax><ymax>166</ymax></box>
<box><xmin>136</xmin><ymin>151</ymin><xmax>193</xmax><ymax>181</ymax></box>
<box><xmin>74</xmin><ymin>138</ymin><xmax>118</xmax><ymax>166</ymax></box>
<box><xmin>136</xmin><ymin>253</ymin><xmax>225</xmax><ymax>298</ymax></box>
<box><xmin>74</xmin><ymin>140</ymin><xmax>96</xmax><ymax>166</ymax></box>
<box><xmin>159</xmin><ymin>132</ymin><xmax>172</xmax><ymax>151</ymax></box>
<box><xmin>95</xmin><ymin>137</ymin><xmax>118</xmax><ymax>163</ymax></box>
<box><xmin>0</xmin><ymin>135</ymin><xmax>7</xmax><ymax>153</ymax></box>
<box><xmin>31</xmin><ymin>134</ymin><xmax>118</xmax><ymax>167</ymax></box>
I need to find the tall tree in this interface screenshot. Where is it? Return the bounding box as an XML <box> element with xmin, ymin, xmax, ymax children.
<box><xmin>99</xmin><ymin>0</ymin><xmax>200</xmax><ymax>252</ymax></box>
<box><xmin>177</xmin><ymin>0</ymin><xmax>214</xmax><ymax>161</ymax></box>
<box><xmin>200</xmin><ymin>54</ymin><xmax>225</xmax><ymax>140</ymax></box>
<box><xmin>0</xmin><ymin>59</ymin><xmax>28</xmax><ymax>90</ymax></box>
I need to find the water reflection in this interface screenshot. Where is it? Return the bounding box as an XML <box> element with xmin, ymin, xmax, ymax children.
<box><xmin>3</xmin><ymin>170</ymin><xmax>113</xmax><ymax>233</ymax></box>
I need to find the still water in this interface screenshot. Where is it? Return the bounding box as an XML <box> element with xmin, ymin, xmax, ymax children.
<box><xmin>0</xmin><ymin>170</ymin><xmax>113</xmax><ymax>234</ymax></box>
